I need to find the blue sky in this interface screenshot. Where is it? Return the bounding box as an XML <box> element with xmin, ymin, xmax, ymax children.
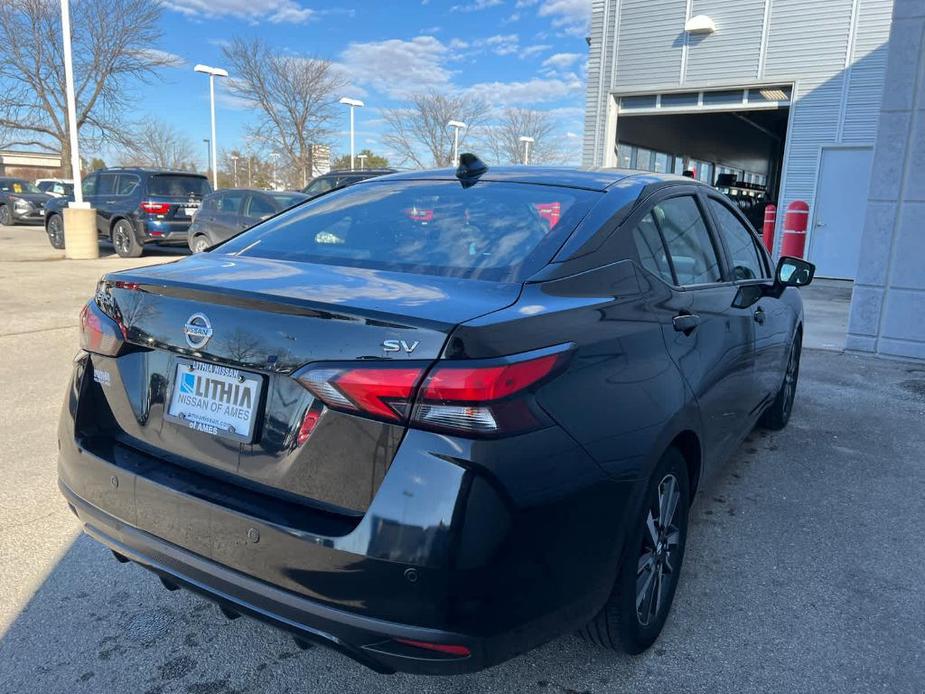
<box><xmin>131</xmin><ymin>0</ymin><xmax>590</xmax><ymax>168</ymax></box>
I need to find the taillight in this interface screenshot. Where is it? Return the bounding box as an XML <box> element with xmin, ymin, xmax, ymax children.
<box><xmin>140</xmin><ymin>201</ymin><xmax>170</xmax><ymax>215</ymax></box>
<box><xmin>79</xmin><ymin>300</ymin><xmax>124</xmax><ymax>356</ymax></box>
<box><xmin>298</xmin><ymin>365</ymin><xmax>425</xmax><ymax>423</ymax></box>
<box><xmin>413</xmin><ymin>352</ymin><xmax>563</xmax><ymax>434</ymax></box>
<box><xmin>295</xmin><ymin>347</ymin><xmax>569</xmax><ymax>436</ymax></box>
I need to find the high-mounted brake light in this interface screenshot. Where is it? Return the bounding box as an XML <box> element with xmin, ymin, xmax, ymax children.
<box><xmin>295</xmin><ymin>347</ymin><xmax>569</xmax><ymax>436</ymax></box>
<box><xmin>140</xmin><ymin>201</ymin><xmax>170</xmax><ymax>215</ymax></box>
<box><xmin>79</xmin><ymin>300</ymin><xmax>124</xmax><ymax>356</ymax></box>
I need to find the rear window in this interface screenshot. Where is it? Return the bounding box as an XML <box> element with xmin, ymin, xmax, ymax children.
<box><xmin>148</xmin><ymin>175</ymin><xmax>212</xmax><ymax>198</ymax></box>
<box><xmin>219</xmin><ymin>180</ymin><xmax>600</xmax><ymax>281</ymax></box>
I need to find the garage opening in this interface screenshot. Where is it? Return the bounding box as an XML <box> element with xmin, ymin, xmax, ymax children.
<box><xmin>613</xmin><ymin>86</ymin><xmax>791</xmax><ymax>230</ymax></box>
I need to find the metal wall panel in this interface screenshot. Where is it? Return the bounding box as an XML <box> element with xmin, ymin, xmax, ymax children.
<box><xmin>685</xmin><ymin>0</ymin><xmax>767</xmax><ymax>84</ymax></box>
<box><xmin>613</xmin><ymin>0</ymin><xmax>688</xmax><ymax>88</ymax></box>
<box><xmin>583</xmin><ymin>0</ymin><xmax>607</xmax><ymax>165</ymax></box>
<box><xmin>842</xmin><ymin>0</ymin><xmax>893</xmax><ymax>143</ymax></box>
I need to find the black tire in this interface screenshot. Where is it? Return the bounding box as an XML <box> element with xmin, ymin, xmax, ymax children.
<box><xmin>759</xmin><ymin>333</ymin><xmax>802</xmax><ymax>431</ymax></box>
<box><xmin>0</xmin><ymin>204</ymin><xmax>13</xmax><ymax>226</ymax></box>
<box><xmin>112</xmin><ymin>219</ymin><xmax>143</xmax><ymax>258</ymax></box>
<box><xmin>46</xmin><ymin>214</ymin><xmax>65</xmax><ymax>249</ymax></box>
<box><xmin>190</xmin><ymin>235</ymin><xmax>210</xmax><ymax>253</ymax></box>
<box><xmin>581</xmin><ymin>448</ymin><xmax>690</xmax><ymax>654</ymax></box>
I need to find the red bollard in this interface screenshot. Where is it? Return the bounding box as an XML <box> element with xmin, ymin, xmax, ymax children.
<box><xmin>762</xmin><ymin>204</ymin><xmax>777</xmax><ymax>253</ymax></box>
<box><xmin>780</xmin><ymin>200</ymin><xmax>809</xmax><ymax>258</ymax></box>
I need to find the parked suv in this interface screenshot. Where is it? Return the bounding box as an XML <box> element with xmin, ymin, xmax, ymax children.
<box><xmin>44</xmin><ymin>168</ymin><xmax>212</xmax><ymax>257</ymax></box>
<box><xmin>302</xmin><ymin>168</ymin><xmax>396</xmax><ymax>199</ymax></box>
<box><xmin>188</xmin><ymin>188</ymin><xmax>308</xmax><ymax>252</ymax></box>
<box><xmin>0</xmin><ymin>177</ymin><xmax>52</xmax><ymax>225</ymax></box>
<box><xmin>60</xmin><ymin>160</ymin><xmax>814</xmax><ymax>674</ymax></box>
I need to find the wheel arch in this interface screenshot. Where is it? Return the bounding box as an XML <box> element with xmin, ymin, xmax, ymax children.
<box><xmin>668</xmin><ymin>430</ymin><xmax>702</xmax><ymax>502</ymax></box>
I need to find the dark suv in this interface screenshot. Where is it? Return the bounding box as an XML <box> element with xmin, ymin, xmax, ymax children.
<box><xmin>44</xmin><ymin>168</ymin><xmax>212</xmax><ymax>257</ymax></box>
<box><xmin>302</xmin><ymin>168</ymin><xmax>396</xmax><ymax>199</ymax></box>
<box><xmin>0</xmin><ymin>177</ymin><xmax>52</xmax><ymax>225</ymax></box>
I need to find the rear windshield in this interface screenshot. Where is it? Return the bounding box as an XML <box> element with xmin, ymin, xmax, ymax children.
<box><xmin>218</xmin><ymin>180</ymin><xmax>600</xmax><ymax>281</ymax></box>
<box><xmin>148</xmin><ymin>175</ymin><xmax>212</xmax><ymax>198</ymax></box>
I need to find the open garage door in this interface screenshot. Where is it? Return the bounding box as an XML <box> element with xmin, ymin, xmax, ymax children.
<box><xmin>612</xmin><ymin>86</ymin><xmax>791</xmax><ymax>231</ymax></box>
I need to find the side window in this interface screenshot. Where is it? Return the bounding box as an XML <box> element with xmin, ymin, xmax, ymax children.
<box><xmin>707</xmin><ymin>198</ymin><xmax>768</xmax><ymax>280</ymax></box>
<box><xmin>96</xmin><ymin>173</ymin><xmax>118</xmax><ymax>196</ymax></box>
<box><xmin>217</xmin><ymin>191</ymin><xmax>245</xmax><ymax>213</ymax></box>
<box><xmin>652</xmin><ymin>196</ymin><xmax>723</xmax><ymax>285</ymax></box>
<box><xmin>116</xmin><ymin>174</ymin><xmax>140</xmax><ymax>196</ymax></box>
<box><xmin>632</xmin><ymin>212</ymin><xmax>674</xmax><ymax>284</ymax></box>
<box><xmin>82</xmin><ymin>175</ymin><xmax>98</xmax><ymax>196</ymax></box>
<box><xmin>246</xmin><ymin>194</ymin><xmax>275</xmax><ymax>218</ymax></box>
<box><xmin>201</xmin><ymin>194</ymin><xmax>218</xmax><ymax>212</ymax></box>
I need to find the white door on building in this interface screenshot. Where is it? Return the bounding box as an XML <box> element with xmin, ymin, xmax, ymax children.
<box><xmin>808</xmin><ymin>146</ymin><xmax>873</xmax><ymax>279</ymax></box>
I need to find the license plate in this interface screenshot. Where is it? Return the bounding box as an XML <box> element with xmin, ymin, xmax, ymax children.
<box><xmin>166</xmin><ymin>358</ymin><xmax>262</xmax><ymax>442</ymax></box>
<box><xmin>184</xmin><ymin>207</ymin><xmax>198</xmax><ymax>217</ymax></box>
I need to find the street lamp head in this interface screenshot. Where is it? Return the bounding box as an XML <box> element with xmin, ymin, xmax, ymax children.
<box><xmin>447</xmin><ymin>120</ymin><xmax>467</xmax><ymax>130</ymax></box>
<box><xmin>339</xmin><ymin>97</ymin><xmax>365</xmax><ymax>108</ymax></box>
<box><xmin>194</xmin><ymin>64</ymin><xmax>228</xmax><ymax>78</ymax></box>
<box><xmin>519</xmin><ymin>136</ymin><xmax>535</xmax><ymax>143</ymax></box>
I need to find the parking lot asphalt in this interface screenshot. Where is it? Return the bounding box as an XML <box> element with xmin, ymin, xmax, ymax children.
<box><xmin>1</xmin><ymin>224</ymin><xmax>923</xmax><ymax>694</ymax></box>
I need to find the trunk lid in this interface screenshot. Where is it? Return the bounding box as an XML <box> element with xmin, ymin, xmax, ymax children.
<box><xmin>91</xmin><ymin>254</ymin><xmax>521</xmax><ymax>513</ymax></box>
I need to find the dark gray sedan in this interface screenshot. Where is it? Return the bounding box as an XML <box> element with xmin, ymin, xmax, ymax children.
<box><xmin>187</xmin><ymin>188</ymin><xmax>308</xmax><ymax>252</ymax></box>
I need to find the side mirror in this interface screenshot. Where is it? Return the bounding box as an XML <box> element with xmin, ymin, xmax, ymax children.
<box><xmin>776</xmin><ymin>256</ymin><xmax>815</xmax><ymax>287</ymax></box>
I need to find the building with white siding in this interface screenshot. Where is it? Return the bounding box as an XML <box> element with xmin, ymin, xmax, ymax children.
<box><xmin>583</xmin><ymin>0</ymin><xmax>892</xmax><ymax>279</ymax></box>
<box><xmin>584</xmin><ymin>0</ymin><xmax>925</xmax><ymax>362</ymax></box>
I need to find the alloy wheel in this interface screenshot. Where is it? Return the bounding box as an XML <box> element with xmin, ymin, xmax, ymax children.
<box><xmin>636</xmin><ymin>474</ymin><xmax>682</xmax><ymax>627</ymax></box>
<box><xmin>113</xmin><ymin>225</ymin><xmax>130</xmax><ymax>255</ymax></box>
<box><xmin>49</xmin><ymin>216</ymin><xmax>63</xmax><ymax>247</ymax></box>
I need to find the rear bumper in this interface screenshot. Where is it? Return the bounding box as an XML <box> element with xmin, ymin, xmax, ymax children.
<box><xmin>60</xmin><ymin>480</ymin><xmax>482</xmax><ymax>674</ymax></box>
<box><xmin>138</xmin><ymin>218</ymin><xmax>191</xmax><ymax>243</ymax></box>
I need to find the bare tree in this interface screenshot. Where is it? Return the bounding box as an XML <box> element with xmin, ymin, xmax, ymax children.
<box><xmin>382</xmin><ymin>93</ymin><xmax>490</xmax><ymax>169</ymax></box>
<box><xmin>481</xmin><ymin>108</ymin><xmax>566</xmax><ymax>165</ymax></box>
<box><xmin>0</xmin><ymin>0</ymin><xmax>176</xmax><ymax>165</ymax></box>
<box><xmin>222</xmin><ymin>37</ymin><xmax>345</xmax><ymax>188</ymax></box>
<box><xmin>120</xmin><ymin>118</ymin><xmax>196</xmax><ymax>170</ymax></box>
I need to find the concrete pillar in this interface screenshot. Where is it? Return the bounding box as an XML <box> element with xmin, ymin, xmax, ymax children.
<box><xmin>847</xmin><ymin>0</ymin><xmax>925</xmax><ymax>361</ymax></box>
<box><xmin>63</xmin><ymin>207</ymin><xmax>98</xmax><ymax>260</ymax></box>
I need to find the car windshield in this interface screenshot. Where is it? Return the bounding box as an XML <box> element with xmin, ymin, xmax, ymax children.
<box><xmin>0</xmin><ymin>179</ymin><xmax>41</xmax><ymax>194</ymax></box>
<box><xmin>148</xmin><ymin>175</ymin><xmax>212</xmax><ymax>198</ymax></box>
<box><xmin>218</xmin><ymin>180</ymin><xmax>600</xmax><ymax>281</ymax></box>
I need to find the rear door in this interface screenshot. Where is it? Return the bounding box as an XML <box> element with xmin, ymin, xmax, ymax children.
<box><xmin>634</xmin><ymin>190</ymin><xmax>758</xmax><ymax>464</ymax></box>
<box><xmin>95</xmin><ymin>172</ymin><xmax>119</xmax><ymax>233</ymax></box>
<box><xmin>704</xmin><ymin>194</ymin><xmax>788</xmax><ymax>403</ymax></box>
<box><xmin>211</xmin><ymin>190</ymin><xmax>247</xmax><ymax>240</ymax></box>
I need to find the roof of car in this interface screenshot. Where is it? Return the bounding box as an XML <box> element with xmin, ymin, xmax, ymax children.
<box><xmin>318</xmin><ymin>168</ymin><xmax>397</xmax><ymax>176</ymax></box>
<box><xmin>367</xmin><ymin>166</ymin><xmax>701</xmax><ymax>192</ymax></box>
<box><xmin>99</xmin><ymin>167</ymin><xmax>208</xmax><ymax>177</ymax></box>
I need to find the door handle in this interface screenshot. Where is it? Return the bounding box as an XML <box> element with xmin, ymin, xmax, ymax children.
<box><xmin>673</xmin><ymin>313</ymin><xmax>701</xmax><ymax>334</ymax></box>
<box><xmin>754</xmin><ymin>307</ymin><xmax>766</xmax><ymax>324</ymax></box>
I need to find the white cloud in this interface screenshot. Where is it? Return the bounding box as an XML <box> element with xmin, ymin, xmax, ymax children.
<box><xmin>451</xmin><ymin>0</ymin><xmax>503</xmax><ymax>11</ymax></box>
<box><xmin>466</xmin><ymin>75</ymin><xmax>583</xmax><ymax>107</ymax></box>
<box><xmin>340</xmin><ymin>36</ymin><xmax>454</xmax><ymax>99</ymax></box>
<box><xmin>538</xmin><ymin>0</ymin><xmax>591</xmax><ymax>36</ymax></box>
<box><xmin>162</xmin><ymin>0</ymin><xmax>315</xmax><ymax>24</ymax></box>
<box><xmin>133</xmin><ymin>48</ymin><xmax>185</xmax><ymax>67</ymax></box>
<box><xmin>542</xmin><ymin>52</ymin><xmax>582</xmax><ymax>70</ymax></box>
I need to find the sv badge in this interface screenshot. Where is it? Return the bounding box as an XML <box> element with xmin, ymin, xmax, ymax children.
<box><xmin>382</xmin><ymin>339</ymin><xmax>420</xmax><ymax>354</ymax></box>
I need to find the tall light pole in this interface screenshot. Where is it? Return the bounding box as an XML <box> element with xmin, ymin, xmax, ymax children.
<box><xmin>194</xmin><ymin>64</ymin><xmax>228</xmax><ymax>189</ymax></box>
<box><xmin>519</xmin><ymin>136</ymin><xmax>535</xmax><ymax>165</ymax></box>
<box><xmin>338</xmin><ymin>97</ymin><xmax>364</xmax><ymax>170</ymax></box>
<box><xmin>60</xmin><ymin>0</ymin><xmax>83</xmax><ymax>206</ymax></box>
<box><xmin>270</xmin><ymin>152</ymin><xmax>280</xmax><ymax>190</ymax></box>
<box><xmin>357</xmin><ymin>153</ymin><xmax>367</xmax><ymax>170</ymax></box>
<box><xmin>230</xmin><ymin>155</ymin><xmax>239</xmax><ymax>187</ymax></box>
<box><xmin>447</xmin><ymin>120</ymin><xmax>467</xmax><ymax>167</ymax></box>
